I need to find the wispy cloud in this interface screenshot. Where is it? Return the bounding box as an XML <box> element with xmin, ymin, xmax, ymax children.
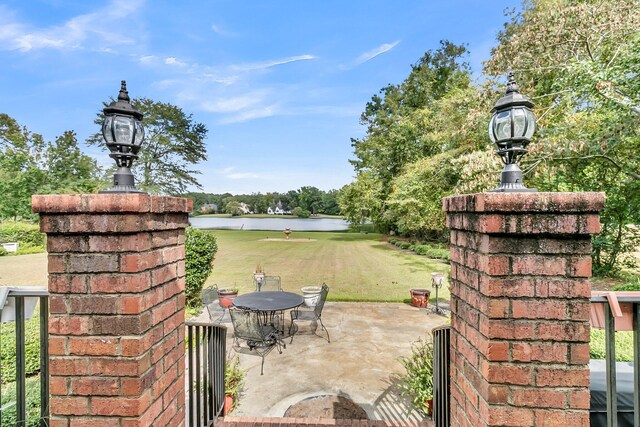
<box><xmin>221</xmin><ymin>167</ymin><xmax>266</xmax><ymax>180</ymax></box>
<box><xmin>231</xmin><ymin>54</ymin><xmax>316</xmax><ymax>72</ymax></box>
<box><xmin>218</xmin><ymin>105</ymin><xmax>279</xmax><ymax>124</ymax></box>
<box><xmin>355</xmin><ymin>40</ymin><xmax>400</xmax><ymax>64</ymax></box>
<box><xmin>211</xmin><ymin>23</ymin><xmax>237</xmax><ymax>37</ymax></box>
<box><xmin>165</xmin><ymin>56</ymin><xmax>187</xmax><ymax>67</ymax></box>
<box><xmin>0</xmin><ymin>0</ymin><xmax>145</xmax><ymax>52</ymax></box>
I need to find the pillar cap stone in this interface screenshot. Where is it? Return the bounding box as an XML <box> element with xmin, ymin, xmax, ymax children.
<box><xmin>32</xmin><ymin>194</ymin><xmax>193</xmax><ymax>214</ymax></box>
<box><xmin>443</xmin><ymin>192</ymin><xmax>605</xmax><ymax>214</ymax></box>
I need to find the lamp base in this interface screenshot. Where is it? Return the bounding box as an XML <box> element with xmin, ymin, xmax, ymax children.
<box><xmin>99</xmin><ymin>167</ymin><xmax>147</xmax><ymax>194</ymax></box>
<box><xmin>488</xmin><ymin>163</ymin><xmax>537</xmax><ymax>193</ymax></box>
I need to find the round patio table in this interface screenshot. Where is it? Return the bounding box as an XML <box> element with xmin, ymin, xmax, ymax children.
<box><xmin>233</xmin><ymin>291</ymin><xmax>303</xmax><ymax>312</ymax></box>
<box><xmin>233</xmin><ymin>291</ymin><xmax>303</xmax><ymax>336</ymax></box>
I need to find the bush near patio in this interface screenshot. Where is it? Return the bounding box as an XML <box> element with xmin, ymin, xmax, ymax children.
<box><xmin>185</xmin><ymin>227</ymin><xmax>218</xmax><ymax>308</ymax></box>
<box><xmin>0</xmin><ymin>376</ymin><xmax>42</xmax><ymax>427</ymax></box>
<box><xmin>0</xmin><ymin>222</ymin><xmax>45</xmax><ymax>256</ymax></box>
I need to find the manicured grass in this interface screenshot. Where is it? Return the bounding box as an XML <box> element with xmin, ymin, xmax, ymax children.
<box><xmin>205</xmin><ymin>230</ymin><xmax>450</xmax><ymax>302</ymax></box>
<box><xmin>0</xmin><ymin>253</ymin><xmax>48</xmax><ymax>286</ymax></box>
<box><xmin>590</xmin><ymin>329</ymin><xmax>635</xmax><ymax>361</ymax></box>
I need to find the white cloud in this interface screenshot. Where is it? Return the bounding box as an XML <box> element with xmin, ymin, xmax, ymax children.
<box><xmin>200</xmin><ymin>92</ymin><xmax>269</xmax><ymax>113</ymax></box>
<box><xmin>355</xmin><ymin>40</ymin><xmax>400</xmax><ymax>64</ymax></box>
<box><xmin>211</xmin><ymin>23</ymin><xmax>237</xmax><ymax>37</ymax></box>
<box><xmin>218</xmin><ymin>105</ymin><xmax>279</xmax><ymax>124</ymax></box>
<box><xmin>138</xmin><ymin>55</ymin><xmax>157</xmax><ymax>64</ymax></box>
<box><xmin>221</xmin><ymin>167</ymin><xmax>266</xmax><ymax>180</ymax></box>
<box><xmin>165</xmin><ymin>56</ymin><xmax>187</xmax><ymax>66</ymax></box>
<box><xmin>0</xmin><ymin>0</ymin><xmax>145</xmax><ymax>52</ymax></box>
<box><xmin>231</xmin><ymin>54</ymin><xmax>316</xmax><ymax>72</ymax></box>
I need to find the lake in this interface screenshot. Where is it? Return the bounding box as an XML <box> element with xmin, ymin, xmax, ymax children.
<box><xmin>189</xmin><ymin>217</ymin><xmax>352</xmax><ymax>231</ymax></box>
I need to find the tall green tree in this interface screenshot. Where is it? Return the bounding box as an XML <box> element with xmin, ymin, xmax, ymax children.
<box><xmin>89</xmin><ymin>98</ymin><xmax>208</xmax><ymax>195</ymax></box>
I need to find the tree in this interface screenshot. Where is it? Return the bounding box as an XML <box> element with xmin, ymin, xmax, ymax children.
<box><xmin>44</xmin><ymin>131</ymin><xmax>102</xmax><ymax>194</ymax></box>
<box><xmin>224</xmin><ymin>200</ymin><xmax>244</xmax><ymax>216</ymax></box>
<box><xmin>298</xmin><ymin>186</ymin><xmax>323</xmax><ymax>214</ymax></box>
<box><xmin>89</xmin><ymin>98</ymin><xmax>208</xmax><ymax>195</ymax></box>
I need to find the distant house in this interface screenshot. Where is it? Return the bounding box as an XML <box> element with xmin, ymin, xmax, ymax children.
<box><xmin>267</xmin><ymin>207</ymin><xmax>275</xmax><ymax>215</ymax></box>
<box><xmin>274</xmin><ymin>206</ymin><xmax>285</xmax><ymax>215</ymax></box>
<box><xmin>239</xmin><ymin>202</ymin><xmax>252</xmax><ymax>214</ymax></box>
<box><xmin>200</xmin><ymin>203</ymin><xmax>218</xmax><ymax>213</ymax></box>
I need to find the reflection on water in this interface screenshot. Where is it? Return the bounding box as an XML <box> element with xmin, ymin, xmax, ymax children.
<box><xmin>189</xmin><ymin>217</ymin><xmax>351</xmax><ymax>231</ymax></box>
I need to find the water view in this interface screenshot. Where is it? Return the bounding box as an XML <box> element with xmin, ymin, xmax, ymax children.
<box><xmin>189</xmin><ymin>216</ymin><xmax>352</xmax><ymax>231</ymax></box>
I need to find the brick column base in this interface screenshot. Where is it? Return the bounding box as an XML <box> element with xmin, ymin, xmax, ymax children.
<box><xmin>443</xmin><ymin>192</ymin><xmax>604</xmax><ymax>427</ymax></box>
<box><xmin>33</xmin><ymin>194</ymin><xmax>192</xmax><ymax>427</ymax></box>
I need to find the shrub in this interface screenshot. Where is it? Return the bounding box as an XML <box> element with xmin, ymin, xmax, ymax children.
<box><xmin>185</xmin><ymin>228</ymin><xmax>218</xmax><ymax>308</ymax></box>
<box><xmin>0</xmin><ymin>222</ymin><xmax>45</xmax><ymax>247</ymax></box>
<box><xmin>292</xmin><ymin>207</ymin><xmax>311</xmax><ymax>218</ymax></box>
<box><xmin>414</xmin><ymin>244</ymin><xmax>450</xmax><ymax>260</ymax></box>
<box><xmin>1</xmin><ymin>375</ymin><xmax>42</xmax><ymax>427</ymax></box>
<box><xmin>388</xmin><ymin>237</ymin><xmax>398</xmax><ymax>245</ymax></box>
<box><xmin>0</xmin><ymin>247</ymin><xmax>7</xmax><ymax>256</ymax></box>
<box><xmin>399</xmin><ymin>338</ymin><xmax>434</xmax><ymax>414</ymax></box>
<box><xmin>613</xmin><ymin>276</ymin><xmax>640</xmax><ymax>291</ymax></box>
<box><xmin>0</xmin><ymin>307</ymin><xmax>42</xmax><ymax>384</ymax></box>
<box><xmin>398</xmin><ymin>242</ymin><xmax>412</xmax><ymax>250</ymax></box>
<box><xmin>590</xmin><ymin>329</ymin><xmax>634</xmax><ymax>361</ymax></box>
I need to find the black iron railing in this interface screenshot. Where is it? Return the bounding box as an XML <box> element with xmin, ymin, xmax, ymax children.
<box><xmin>186</xmin><ymin>320</ymin><xmax>226</xmax><ymax>427</ymax></box>
<box><xmin>0</xmin><ymin>286</ymin><xmax>49</xmax><ymax>427</ymax></box>
<box><xmin>432</xmin><ymin>325</ymin><xmax>450</xmax><ymax>427</ymax></box>
<box><xmin>590</xmin><ymin>293</ymin><xmax>640</xmax><ymax>427</ymax></box>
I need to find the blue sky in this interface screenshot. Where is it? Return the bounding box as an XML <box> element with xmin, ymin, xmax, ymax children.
<box><xmin>0</xmin><ymin>0</ymin><xmax>520</xmax><ymax>194</ymax></box>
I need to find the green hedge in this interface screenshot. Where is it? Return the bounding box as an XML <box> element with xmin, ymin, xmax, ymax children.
<box><xmin>0</xmin><ymin>222</ymin><xmax>45</xmax><ymax>247</ymax></box>
<box><xmin>0</xmin><ymin>309</ymin><xmax>42</xmax><ymax>383</ymax></box>
<box><xmin>590</xmin><ymin>329</ymin><xmax>634</xmax><ymax>361</ymax></box>
<box><xmin>1</xmin><ymin>376</ymin><xmax>42</xmax><ymax>427</ymax></box>
<box><xmin>414</xmin><ymin>245</ymin><xmax>451</xmax><ymax>261</ymax></box>
<box><xmin>185</xmin><ymin>227</ymin><xmax>218</xmax><ymax>308</ymax></box>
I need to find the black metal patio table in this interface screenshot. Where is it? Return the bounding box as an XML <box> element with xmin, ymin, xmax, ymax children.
<box><xmin>232</xmin><ymin>291</ymin><xmax>303</xmax><ymax>335</ymax></box>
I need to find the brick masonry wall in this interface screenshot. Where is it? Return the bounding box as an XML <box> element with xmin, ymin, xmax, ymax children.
<box><xmin>33</xmin><ymin>194</ymin><xmax>192</xmax><ymax>427</ymax></box>
<box><xmin>443</xmin><ymin>192</ymin><xmax>605</xmax><ymax>427</ymax></box>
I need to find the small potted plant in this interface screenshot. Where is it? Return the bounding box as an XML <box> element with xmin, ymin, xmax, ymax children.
<box><xmin>301</xmin><ymin>286</ymin><xmax>322</xmax><ymax>307</ymax></box>
<box><xmin>409</xmin><ymin>288</ymin><xmax>431</xmax><ymax>308</ymax></box>
<box><xmin>253</xmin><ymin>264</ymin><xmax>265</xmax><ymax>284</ymax></box>
<box><xmin>217</xmin><ymin>287</ymin><xmax>239</xmax><ymax>308</ymax></box>
<box><xmin>399</xmin><ymin>338</ymin><xmax>434</xmax><ymax>416</ymax></box>
<box><xmin>224</xmin><ymin>356</ymin><xmax>245</xmax><ymax>415</ymax></box>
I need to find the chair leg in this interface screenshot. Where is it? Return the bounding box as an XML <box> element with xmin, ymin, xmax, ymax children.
<box><xmin>318</xmin><ymin>317</ymin><xmax>330</xmax><ymax>343</ymax></box>
<box><xmin>260</xmin><ymin>354</ymin><xmax>265</xmax><ymax>375</ymax></box>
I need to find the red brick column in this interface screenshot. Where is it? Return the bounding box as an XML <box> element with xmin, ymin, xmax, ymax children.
<box><xmin>443</xmin><ymin>192</ymin><xmax>604</xmax><ymax>427</ymax></box>
<box><xmin>33</xmin><ymin>194</ymin><xmax>192</xmax><ymax>427</ymax></box>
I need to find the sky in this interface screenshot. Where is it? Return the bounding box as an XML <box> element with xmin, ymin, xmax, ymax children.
<box><xmin>0</xmin><ymin>0</ymin><xmax>521</xmax><ymax>195</ymax></box>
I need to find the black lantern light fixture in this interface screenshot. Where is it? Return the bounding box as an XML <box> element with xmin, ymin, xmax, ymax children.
<box><xmin>488</xmin><ymin>72</ymin><xmax>537</xmax><ymax>192</ymax></box>
<box><xmin>99</xmin><ymin>80</ymin><xmax>145</xmax><ymax>194</ymax></box>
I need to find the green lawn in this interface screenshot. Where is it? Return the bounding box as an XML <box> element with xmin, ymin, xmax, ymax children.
<box><xmin>205</xmin><ymin>230</ymin><xmax>450</xmax><ymax>302</ymax></box>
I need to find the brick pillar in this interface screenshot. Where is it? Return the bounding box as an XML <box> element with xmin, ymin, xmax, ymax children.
<box><xmin>443</xmin><ymin>192</ymin><xmax>604</xmax><ymax>427</ymax></box>
<box><xmin>33</xmin><ymin>194</ymin><xmax>192</xmax><ymax>427</ymax></box>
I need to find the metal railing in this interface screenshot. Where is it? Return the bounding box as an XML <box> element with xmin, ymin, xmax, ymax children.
<box><xmin>186</xmin><ymin>320</ymin><xmax>226</xmax><ymax>427</ymax></box>
<box><xmin>590</xmin><ymin>293</ymin><xmax>640</xmax><ymax>427</ymax></box>
<box><xmin>432</xmin><ymin>325</ymin><xmax>450</xmax><ymax>427</ymax></box>
<box><xmin>0</xmin><ymin>286</ymin><xmax>49</xmax><ymax>427</ymax></box>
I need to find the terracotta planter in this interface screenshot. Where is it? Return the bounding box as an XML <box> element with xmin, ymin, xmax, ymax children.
<box><xmin>410</xmin><ymin>289</ymin><xmax>430</xmax><ymax>308</ymax></box>
<box><xmin>218</xmin><ymin>289</ymin><xmax>238</xmax><ymax>308</ymax></box>
<box><xmin>590</xmin><ymin>291</ymin><xmax>640</xmax><ymax>331</ymax></box>
<box><xmin>223</xmin><ymin>394</ymin><xmax>234</xmax><ymax>416</ymax></box>
<box><xmin>425</xmin><ymin>398</ymin><xmax>433</xmax><ymax>417</ymax></box>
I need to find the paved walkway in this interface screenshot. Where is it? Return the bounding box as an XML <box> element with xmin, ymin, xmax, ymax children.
<box><xmin>201</xmin><ymin>301</ymin><xmax>446</xmax><ymax>424</ymax></box>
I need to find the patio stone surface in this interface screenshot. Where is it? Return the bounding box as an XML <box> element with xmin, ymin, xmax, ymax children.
<box><xmin>201</xmin><ymin>301</ymin><xmax>447</xmax><ymax>423</ymax></box>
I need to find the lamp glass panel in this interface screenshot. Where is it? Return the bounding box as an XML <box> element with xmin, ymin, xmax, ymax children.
<box><xmin>488</xmin><ymin>114</ymin><xmax>496</xmax><ymax>143</ymax></box>
<box><xmin>134</xmin><ymin>120</ymin><xmax>144</xmax><ymax>147</ymax></box>
<box><xmin>524</xmin><ymin>109</ymin><xmax>536</xmax><ymax>139</ymax></box>
<box><xmin>102</xmin><ymin>116</ymin><xmax>114</xmax><ymax>145</ymax></box>
<box><xmin>114</xmin><ymin>116</ymin><xmax>134</xmax><ymax>148</ymax></box>
<box><xmin>494</xmin><ymin>110</ymin><xmax>511</xmax><ymax>141</ymax></box>
<box><xmin>512</xmin><ymin>108</ymin><xmax>526</xmax><ymax>137</ymax></box>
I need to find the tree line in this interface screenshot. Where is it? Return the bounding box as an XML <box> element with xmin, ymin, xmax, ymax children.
<box><xmin>185</xmin><ymin>187</ymin><xmax>341</xmax><ymax>217</ymax></box>
<box><xmin>338</xmin><ymin>0</ymin><xmax>639</xmax><ymax>275</ymax></box>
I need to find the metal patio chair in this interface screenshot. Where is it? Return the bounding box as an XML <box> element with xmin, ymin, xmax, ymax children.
<box><xmin>255</xmin><ymin>275</ymin><xmax>282</xmax><ymax>292</ymax></box>
<box><xmin>229</xmin><ymin>306</ymin><xmax>285</xmax><ymax>375</ymax></box>
<box><xmin>201</xmin><ymin>285</ymin><xmax>223</xmax><ymax>322</ymax></box>
<box><xmin>289</xmin><ymin>283</ymin><xmax>330</xmax><ymax>343</ymax></box>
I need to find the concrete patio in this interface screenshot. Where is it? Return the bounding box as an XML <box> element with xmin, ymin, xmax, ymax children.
<box><xmin>200</xmin><ymin>301</ymin><xmax>447</xmax><ymax>423</ymax></box>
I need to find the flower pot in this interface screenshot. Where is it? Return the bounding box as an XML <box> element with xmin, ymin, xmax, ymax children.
<box><xmin>223</xmin><ymin>394</ymin><xmax>234</xmax><ymax>416</ymax></box>
<box><xmin>218</xmin><ymin>289</ymin><xmax>238</xmax><ymax>308</ymax></box>
<box><xmin>424</xmin><ymin>398</ymin><xmax>433</xmax><ymax>417</ymax></box>
<box><xmin>590</xmin><ymin>291</ymin><xmax>640</xmax><ymax>331</ymax></box>
<box><xmin>1</xmin><ymin>242</ymin><xmax>19</xmax><ymax>253</ymax></box>
<box><xmin>410</xmin><ymin>289</ymin><xmax>430</xmax><ymax>308</ymax></box>
<box><xmin>301</xmin><ymin>286</ymin><xmax>322</xmax><ymax>307</ymax></box>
